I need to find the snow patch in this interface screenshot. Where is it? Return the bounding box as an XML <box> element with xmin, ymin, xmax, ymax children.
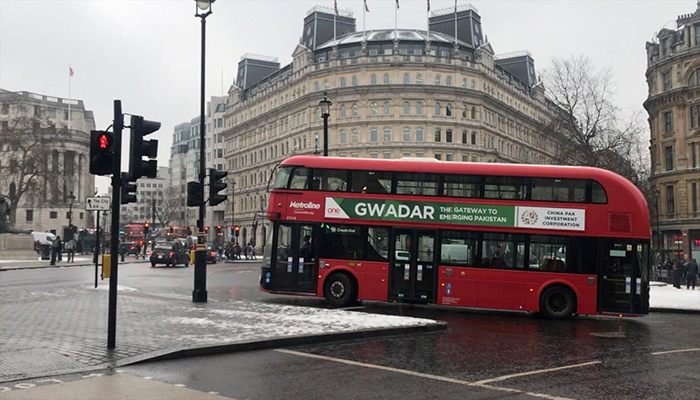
<box><xmin>90</xmin><ymin>284</ymin><xmax>139</xmax><ymax>293</ymax></box>
<box><xmin>650</xmin><ymin>284</ymin><xmax>700</xmax><ymax>311</ymax></box>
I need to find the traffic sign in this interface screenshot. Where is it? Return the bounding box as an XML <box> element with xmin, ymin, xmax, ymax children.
<box><xmin>86</xmin><ymin>196</ymin><xmax>111</xmax><ymax>211</ymax></box>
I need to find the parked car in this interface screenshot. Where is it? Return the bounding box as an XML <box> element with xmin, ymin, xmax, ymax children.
<box><xmin>119</xmin><ymin>242</ymin><xmax>141</xmax><ymax>255</ymax></box>
<box><xmin>150</xmin><ymin>242</ymin><xmax>190</xmax><ymax>267</ymax></box>
<box><xmin>205</xmin><ymin>244</ymin><xmax>217</xmax><ymax>264</ymax></box>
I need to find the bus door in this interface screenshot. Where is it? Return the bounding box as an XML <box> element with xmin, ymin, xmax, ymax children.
<box><xmin>389</xmin><ymin>229</ymin><xmax>437</xmax><ymax>302</ymax></box>
<box><xmin>599</xmin><ymin>240</ymin><xmax>649</xmax><ymax>314</ymax></box>
<box><xmin>272</xmin><ymin>223</ymin><xmax>318</xmax><ymax>293</ymax></box>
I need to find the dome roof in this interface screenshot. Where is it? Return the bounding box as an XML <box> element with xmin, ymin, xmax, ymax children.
<box><xmin>316</xmin><ymin>29</ymin><xmax>469</xmax><ymax>50</ymax></box>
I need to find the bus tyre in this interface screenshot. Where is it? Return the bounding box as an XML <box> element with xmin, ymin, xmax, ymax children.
<box><xmin>324</xmin><ymin>273</ymin><xmax>356</xmax><ymax>307</ymax></box>
<box><xmin>540</xmin><ymin>286</ymin><xmax>576</xmax><ymax>320</ymax></box>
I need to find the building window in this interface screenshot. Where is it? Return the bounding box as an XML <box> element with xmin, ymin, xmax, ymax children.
<box><xmin>403</xmin><ymin>73</ymin><xmax>410</xmax><ymax>84</ymax></box>
<box><xmin>446</xmin><ymin>76</ymin><xmax>452</xmax><ymax>86</ymax></box>
<box><xmin>446</xmin><ymin>104</ymin><xmax>452</xmax><ymax>116</ymax></box>
<box><xmin>383</xmin><ymin>74</ymin><xmax>390</xmax><ymax>84</ymax></box>
<box><xmin>403</xmin><ymin>127</ymin><xmax>411</xmax><ymax>142</ymax></box>
<box><xmin>383</xmin><ymin>128</ymin><xmax>391</xmax><ymax>142</ymax></box>
<box><xmin>664</xmin><ymin>111</ymin><xmax>672</xmax><ymax>133</ymax></box>
<box><xmin>462</xmin><ymin>78</ymin><xmax>467</xmax><ymax>88</ymax></box>
<box><xmin>383</xmin><ymin>152</ymin><xmax>391</xmax><ymax>159</ymax></box>
<box><xmin>694</xmin><ymin>183</ymin><xmax>698</xmax><ymax>214</ymax></box>
<box><xmin>694</xmin><ymin>143</ymin><xmax>698</xmax><ymax>168</ymax></box>
<box><xmin>352</xmin><ymin>76</ymin><xmax>358</xmax><ymax>86</ymax></box>
<box><xmin>416</xmin><ymin>74</ymin><xmax>423</xmax><ymax>84</ymax></box>
<box><xmin>370</xmin><ymin>102</ymin><xmax>378</xmax><ymax>115</ymax></box>
<box><xmin>339</xmin><ymin>130</ymin><xmax>347</xmax><ymax>144</ymax></box>
<box><xmin>323</xmin><ymin>79</ymin><xmax>329</xmax><ymax>89</ymax></box>
<box><xmin>446</xmin><ymin>154</ymin><xmax>453</xmax><ymax>161</ymax></box>
<box><xmin>435</xmin><ymin>103</ymin><xmax>441</xmax><ymax>116</ymax></box>
<box><xmin>370</xmin><ymin>153</ymin><xmax>378</xmax><ymax>158</ymax></box>
<box><xmin>314</xmin><ymin>82</ymin><xmax>320</xmax><ymax>91</ymax></box>
<box><xmin>695</xmin><ymin>24</ymin><xmax>700</xmax><ymax>46</ymax></box>
<box><xmin>352</xmin><ymin>103</ymin><xmax>358</xmax><ymax>117</ymax></box>
<box><xmin>663</xmin><ymin>72</ymin><xmax>670</xmax><ymax>91</ymax></box>
<box><xmin>340</xmin><ymin>105</ymin><xmax>346</xmax><ymax>117</ymax></box>
<box><xmin>661</xmin><ymin>38</ymin><xmax>669</xmax><ymax>57</ymax></box>
<box><xmin>403</xmin><ymin>101</ymin><xmax>410</xmax><ymax>114</ymax></box>
<box><xmin>446</xmin><ymin>129</ymin><xmax>453</xmax><ymax>143</ymax></box>
<box><xmin>340</xmin><ymin>77</ymin><xmax>346</xmax><ymax>87</ymax></box>
<box><xmin>435</xmin><ymin>153</ymin><xmax>442</xmax><ymax>160</ymax></box>
<box><xmin>434</xmin><ymin>75</ymin><xmax>441</xmax><ymax>85</ymax></box>
<box><xmin>370</xmin><ymin>75</ymin><xmax>377</xmax><ymax>85</ymax></box>
<box><xmin>351</xmin><ymin>129</ymin><xmax>359</xmax><ymax>143</ymax></box>
<box><xmin>416</xmin><ymin>102</ymin><xmax>423</xmax><ymax>115</ymax></box>
<box><xmin>79</xmin><ymin>212</ymin><xmax>83</xmax><ymax>220</ymax></box>
<box><xmin>50</xmin><ymin>211</ymin><xmax>57</xmax><ymax>219</ymax></box>
<box><xmin>692</xmin><ymin>106</ymin><xmax>698</xmax><ymax>128</ymax></box>
<box><xmin>435</xmin><ymin>128</ymin><xmax>442</xmax><ymax>142</ymax></box>
<box><xmin>471</xmin><ymin>106</ymin><xmax>476</xmax><ymax>119</ymax></box>
<box><xmin>370</xmin><ymin>128</ymin><xmax>378</xmax><ymax>142</ymax></box>
<box><xmin>25</xmin><ymin>210</ymin><xmax>33</xmax><ymax>222</ymax></box>
<box><xmin>462</xmin><ymin>130</ymin><xmax>468</xmax><ymax>144</ymax></box>
<box><xmin>383</xmin><ymin>102</ymin><xmax>391</xmax><ymax>115</ymax></box>
<box><xmin>471</xmin><ymin>155</ymin><xmax>477</xmax><ymax>162</ymax></box>
<box><xmin>666</xmin><ymin>185</ymin><xmax>675</xmax><ymax>214</ymax></box>
<box><xmin>665</xmin><ymin>146</ymin><xmax>674</xmax><ymax>171</ymax></box>
<box><xmin>416</xmin><ymin>128</ymin><xmax>424</xmax><ymax>142</ymax></box>
<box><xmin>689</xmin><ymin>70</ymin><xmax>700</xmax><ymax>87</ymax></box>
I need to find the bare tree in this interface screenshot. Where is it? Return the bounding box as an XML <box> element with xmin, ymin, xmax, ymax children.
<box><xmin>0</xmin><ymin>98</ymin><xmax>68</xmax><ymax>225</ymax></box>
<box><xmin>156</xmin><ymin>186</ymin><xmax>182</xmax><ymax>227</ymax></box>
<box><xmin>541</xmin><ymin>55</ymin><xmax>648</xmax><ymax>189</ymax></box>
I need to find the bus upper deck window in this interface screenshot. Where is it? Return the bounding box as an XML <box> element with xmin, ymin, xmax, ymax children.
<box><xmin>273</xmin><ymin>166</ymin><xmax>294</xmax><ymax>189</ymax></box>
<box><xmin>289</xmin><ymin>167</ymin><xmax>310</xmax><ymax>190</ymax></box>
<box><xmin>592</xmin><ymin>181</ymin><xmax>607</xmax><ymax>204</ymax></box>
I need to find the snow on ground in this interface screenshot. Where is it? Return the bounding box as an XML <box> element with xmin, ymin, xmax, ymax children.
<box><xmin>650</xmin><ymin>284</ymin><xmax>700</xmax><ymax>311</ymax></box>
<box><xmin>90</xmin><ymin>284</ymin><xmax>139</xmax><ymax>292</ymax></box>
<box><xmin>0</xmin><ymin>256</ymin><xmax>93</xmax><ymax>264</ymax></box>
<box><xmin>166</xmin><ymin>301</ymin><xmax>440</xmax><ymax>344</ymax></box>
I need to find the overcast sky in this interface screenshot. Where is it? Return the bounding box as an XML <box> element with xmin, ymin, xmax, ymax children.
<box><xmin>0</xmin><ymin>0</ymin><xmax>689</xmax><ymax>193</ymax></box>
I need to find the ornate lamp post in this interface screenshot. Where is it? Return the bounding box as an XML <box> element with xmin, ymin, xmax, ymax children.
<box><xmin>319</xmin><ymin>92</ymin><xmax>332</xmax><ymax>156</ymax></box>
<box><xmin>67</xmin><ymin>190</ymin><xmax>76</xmax><ymax>239</ymax></box>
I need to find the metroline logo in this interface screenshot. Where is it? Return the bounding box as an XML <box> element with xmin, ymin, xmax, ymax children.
<box><xmin>289</xmin><ymin>201</ymin><xmax>321</xmax><ymax>209</ymax></box>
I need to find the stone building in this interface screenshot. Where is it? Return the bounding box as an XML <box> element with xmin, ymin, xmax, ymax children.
<box><xmin>221</xmin><ymin>5</ymin><xmax>561</xmax><ymax>249</ymax></box>
<box><xmin>0</xmin><ymin>89</ymin><xmax>95</xmax><ymax>238</ymax></box>
<box><xmin>645</xmin><ymin>2</ymin><xmax>700</xmax><ymax>261</ymax></box>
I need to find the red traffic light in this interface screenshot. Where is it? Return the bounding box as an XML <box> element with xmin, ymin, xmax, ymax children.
<box><xmin>216</xmin><ymin>225</ymin><xmax>221</xmax><ymax>229</ymax></box>
<box><xmin>144</xmin><ymin>222</ymin><xmax>150</xmax><ymax>227</ymax></box>
<box><xmin>99</xmin><ymin>134</ymin><xmax>109</xmax><ymax>149</ymax></box>
<box><xmin>204</xmin><ymin>226</ymin><xmax>209</xmax><ymax>231</ymax></box>
<box><xmin>234</xmin><ymin>226</ymin><xmax>240</xmax><ymax>231</ymax></box>
<box><xmin>170</xmin><ymin>225</ymin><xmax>174</xmax><ymax>229</ymax></box>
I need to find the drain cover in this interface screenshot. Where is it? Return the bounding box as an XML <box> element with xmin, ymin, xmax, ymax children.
<box><xmin>0</xmin><ymin>348</ymin><xmax>89</xmax><ymax>379</ymax></box>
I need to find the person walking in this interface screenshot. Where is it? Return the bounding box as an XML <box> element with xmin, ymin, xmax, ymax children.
<box><xmin>673</xmin><ymin>258</ymin><xmax>683</xmax><ymax>289</ymax></box>
<box><xmin>65</xmin><ymin>238</ymin><xmax>75</xmax><ymax>262</ymax></box>
<box><xmin>687</xmin><ymin>258</ymin><xmax>698</xmax><ymax>290</ymax></box>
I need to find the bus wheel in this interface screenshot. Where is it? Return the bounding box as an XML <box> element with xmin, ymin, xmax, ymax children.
<box><xmin>324</xmin><ymin>272</ymin><xmax>356</xmax><ymax>307</ymax></box>
<box><xmin>540</xmin><ymin>286</ymin><xmax>576</xmax><ymax>319</ymax></box>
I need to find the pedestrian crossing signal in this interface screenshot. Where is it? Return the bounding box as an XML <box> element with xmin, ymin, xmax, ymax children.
<box><xmin>90</xmin><ymin>130</ymin><xmax>114</xmax><ymax>176</ymax></box>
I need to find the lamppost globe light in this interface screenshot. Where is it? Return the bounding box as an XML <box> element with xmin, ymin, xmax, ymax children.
<box><xmin>196</xmin><ymin>0</ymin><xmax>213</xmax><ymax>11</ymax></box>
<box><xmin>319</xmin><ymin>92</ymin><xmax>332</xmax><ymax>156</ymax></box>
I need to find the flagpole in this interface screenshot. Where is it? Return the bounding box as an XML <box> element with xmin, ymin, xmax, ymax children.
<box><xmin>427</xmin><ymin>1</ymin><xmax>430</xmax><ymax>39</ymax></box>
<box><xmin>363</xmin><ymin>0</ymin><xmax>366</xmax><ymax>41</ymax></box>
<box><xmin>454</xmin><ymin>1</ymin><xmax>458</xmax><ymax>44</ymax></box>
<box><xmin>394</xmin><ymin>1</ymin><xmax>397</xmax><ymax>40</ymax></box>
<box><xmin>68</xmin><ymin>66</ymin><xmax>71</xmax><ymax>132</ymax></box>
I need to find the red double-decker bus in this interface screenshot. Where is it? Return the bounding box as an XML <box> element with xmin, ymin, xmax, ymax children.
<box><xmin>260</xmin><ymin>156</ymin><xmax>651</xmax><ymax>319</ymax></box>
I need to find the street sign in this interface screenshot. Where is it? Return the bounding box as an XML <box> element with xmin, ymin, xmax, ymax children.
<box><xmin>86</xmin><ymin>196</ymin><xmax>111</xmax><ymax>211</ymax></box>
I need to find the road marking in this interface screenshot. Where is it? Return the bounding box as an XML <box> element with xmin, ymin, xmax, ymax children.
<box><xmin>651</xmin><ymin>348</ymin><xmax>700</xmax><ymax>355</ymax></box>
<box><xmin>174</xmin><ymin>384</ymin><xmax>187</xmax><ymax>387</ymax></box>
<box><xmin>0</xmin><ymin>387</ymin><xmax>10</xmax><ymax>393</ymax></box>
<box><xmin>36</xmin><ymin>379</ymin><xmax>62</xmax><ymax>384</ymax></box>
<box><xmin>13</xmin><ymin>383</ymin><xmax>35</xmax><ymax>389</ymax></box>
<box><xmin>275</xmin><ymin>349</ymin><xmax>576</xmax><ymax>400</ymax></box>
<box><xmin>143</xmin><ymin>376</ymin><xmax>153</xmax><ymax>380</ymax></box>
<box><xmin>472</xmin><ymin>361</ymin><xmax>601</xmax><ymax>385</ymax></box>
<box><xmin>208</xmin><ymin>391</ymin><xmax>219</xmax><ymax>395</ymax></box>
<box><xmin>81</xmin><ymin>373</ymin><xmax>104</xmax><ymax>379</ymax></box>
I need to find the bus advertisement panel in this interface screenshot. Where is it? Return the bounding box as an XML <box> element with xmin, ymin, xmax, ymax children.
<box><xmin>260</xmin><ymin>156</ymin><xmax>651</xmax><ymax>319</ymax></box>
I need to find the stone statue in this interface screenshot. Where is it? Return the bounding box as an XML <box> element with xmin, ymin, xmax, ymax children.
<box><xmin>0</xmin><ymin>195</ymin><xmax>31</xmax><ymax>234</ymax></box>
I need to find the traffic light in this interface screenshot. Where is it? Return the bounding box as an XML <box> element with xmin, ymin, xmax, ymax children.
<box><xmin>169</xmin><ymin>225</ymin><xmax>174</xmax><ymax>236</ymax></box>
<box><xmin>230</xmin><ymin>226</ymin><xmax>234</xmax><ymax>236</ymax></box>
<box><xmin>89</xmin><ymin>130</ymin><xmax>115</xmax><ymax>175</ymax></box>
<box><xmin>120</xmin><ymin>173</ymin><xmax>137</xmax><ymax>205</ymax></box>
<box><xmin>186</xmin><ymin>181</ymin><xmax>202</xmax><ymax>207</ymax></box>
<box><xmin>144</xmin><ymin>222</ymin><xmax>150</xmax><ymax>234</ymax></box>
<box><xmin>129</xmin><ymin>115</ymin><xmax>160</xmax><ymax>180</ymax></box>
<box><xmin>208</xmin><ymin>169</ymin><xmax>228</xmax><ymax>206</ymax></box>
<box><xmin>234</xmin><ymin>225</ymin><xmax>240</xmax><ymax>237</ymax></box>
<box><xmin>216</xmin><ymin>225</ymin><xmax>222</xmax><ymax>236</ymax></box>
<box><xmin>204</xmin><ymin>226</ymin><xmax>210</xmax><ymax>234</ymax></box>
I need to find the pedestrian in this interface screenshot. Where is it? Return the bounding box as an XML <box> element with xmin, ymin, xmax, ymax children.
<box><xmin>687</xmin><ymin>258</ymin><xmax>698</xmax><ymax>290</ymax></box>
<box><xmin>55</xmin><ymin>236</ymin><xmax>63</xmax><ymax>262</ymax></box>
<box><xmin>50</xmin><ymin>237</ymin><xmax>59</xmax><ymax>265</ymax></box>
<box><xmin>65</xmin><ymin>238</ymin><xmax>75</xmax><ymax>262</ymax></box>
<box><xmin>673</xmin><ymin>258</ymin><xmax>682</xmax><ymax>289</ymax></box>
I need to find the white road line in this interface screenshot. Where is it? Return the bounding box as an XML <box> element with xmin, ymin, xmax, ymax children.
<box><xmin>208</xmin><ymin>392</ymin><xmax>220</xmax><ymax>395</ymax></box>
<box><xmin>174</xmin><ymin>384</ymin><xmax>187</xmax><ymax>387</ymax></box>
<box><xmin>275</xmin><ymin>349</ymin><xmax>577</xmax><ymax>400</ymax></box>
<box><xmin>473</xmin><ymin>361</ymin><xmax>601</xmax><ymax>385</ymax></box>
<box><xmin>651</xmin><ymin>348</ymin><xmax>700</xmax><ymax>355</ymax></box>
<box><xmin>36</xmin><ymin>379</ymin><xmax>62</xmax><ymax>384</ymax></box>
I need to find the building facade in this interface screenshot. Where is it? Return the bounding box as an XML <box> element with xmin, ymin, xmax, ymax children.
<box><xmin>645</xmin><ymin>3</ymin><xmax>700</xmax><ymax>261</ymax></box>
<box><xmin>111</xmin><ymin>166</ymin><xmax>170</xmax><ymax>228</ymax></box>
<box><xmin>221</xmin><ymin>5</ymin><xmax>561</xmax><ymax>250</ymax></box>
<box><xmin>0</xmin><ymin>89</ymin><xmax>95</xmax><ymax>238</ymax></box>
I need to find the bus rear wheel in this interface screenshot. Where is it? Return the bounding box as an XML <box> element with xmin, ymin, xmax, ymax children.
<box><xmin>540</xmin><ymin>286</ymin><xmax>576</xmax><ymax>319</ymax></box>
<box><xmin>324</xmin><ymin>272</ymin><xmax>356</xmax><ymax>307</ymax></box>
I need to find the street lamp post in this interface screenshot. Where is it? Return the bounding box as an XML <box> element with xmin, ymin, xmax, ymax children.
<box><xmin>67</xmin><ymin>190</ymin><xmax>76</xmax><ymax>239</ymax></box>
<box><xmin>230</xmin><ymin>178</ymin><xmax>236</xmax><ymax>241</ymax></box>
<box><xmin>654</xmin><ymin>188</ymin><xmax>661</xmax><ymax>279</ymax></box>
<box><xmin>193</xmin><ymin>0</ymin><xmax>214</xmax><ymax>303</ymax></box>
<box><xmin>319</xmin><ymin>92</ymin><xmax>332</xmax><ymax>156</ymax></box>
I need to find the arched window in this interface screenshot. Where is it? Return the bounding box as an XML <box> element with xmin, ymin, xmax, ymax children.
<box><xmin>416</xmin><ymin>74</ymin><xmax>423</xmax><ymax>84</ymax></box>
<box><xmin>434</xmin><ymin>75</ymin><xmax>441</xmax><ymax>85</ymax></box>
<box><xmin>370</xmin><ymin>102</ymin><xmax>378</xmax><ymax>115</ymax></box>
<box><xmin>462</xmin><ymin>78</ymin><xmax>467</xmax><ymax>88</ymax></box>
<box><xmin>352</xmin><ymin>103</ymin><xmax>359</xmax><ymax>117</ymax></box>
<box><xmin>416</xmin><ymin>102</ymin><xmax>423</xmax><ymax>115</ymax></box>
<box><xmin>323</xmin><ymin>79</ymin><xmax>329</xmax><ymax>89</ymax></box>
<box><xmin>340</xmin><ymin>77</ymin><xmax>347</xmax><ymax>87</ymax></box>
<box><xmin>314</xmin><ymin>81</ymin><xmax>320</xmax><ymax>91</ymax></box>
<box><xmin>446</xmin><ymin>76</ymin><xmax>452</xmax><ymax>86</ymax></box>
<box><xmin>435</xmin><ymin>102</ymin><xmax>441</xmax><ymax>116</ymax></box>
<box><xmin>352</xmin><ymin>76</ymin><xmax>358</xmax><ymax>86</ymax></box>
<box><xmin>370</xmin><ymin>128</ymin><xmax>378</xmax><ymax>142</ymax></box>
<box><xmin>403</xmin><ymin>127</ymin><xmax>411</xmax><ymax>142</ymax></box>
<box><xmin>471</xmin><ymin>106</ymin><xmax>476</xmax><ymax>119</ymax></box>
<box><xmin>370</xmin><ymin>74</ymin><xmax>377</xmax><ymax>85</ymax></box>
<box><xmin>462</xmin><ymin>105</ymin><xmax>467</xmax><ymax>118</ymax></box>
<box><xmin>383</xmin><ymin>102</ymin><xmax>391</xmax><ymax>115</ymax></box>
<box><xmin>403</xmin><ymin>73</ymin><xmax>410</xmax><ymax>84</ymax></box>
<box><xmin>462</xmin><ymin>130</ymin><xmax>468</xmax><ymax>144</ymax></box>
<box><xmin>689</xmin><ymin>70</ymin><xmax>700</xmax><ymax>86</ymax></box>
<box><xmin>340</xmin><ymin>104</ymin><xmax>347</xmax><ymax>117</ymax></box>
<box><xmin>403</xmin><ymin>101</ymin><xmax>410</xmax><ymax>114</ymax></box>
<box><xmin>446</xmin><ymin>104</ymin><xmax>452</xmax><ymax>116</ymax></box>
<box><xmin>315</xmin><ymin>108</ymin><xmax>321</xmax><ymax>121</ymax></box>
<box><xmin>383</xmin><ymin>74</ymin><xmax>390</xmax><ymax>84</ymax></box>
<box><xmin>471</xmin><ymin>79</ymin><xmax>476</xmax><ymax>89</ymax></box>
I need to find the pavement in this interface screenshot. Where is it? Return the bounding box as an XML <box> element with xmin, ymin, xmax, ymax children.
<box><xmin>0</xmin><ymin>277</ymin><xmax>444</xmax><ymax>384</ymax></box>
<box><xmin>0</xmin><ymin>256</ymin><xmax>260</xmax><ymax>271</ymax></box>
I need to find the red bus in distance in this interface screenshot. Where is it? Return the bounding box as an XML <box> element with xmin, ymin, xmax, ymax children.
<box><xmin>260</xmin><ymin>156</ymin><xmax>651</xmax><ymax>319</ymax></box>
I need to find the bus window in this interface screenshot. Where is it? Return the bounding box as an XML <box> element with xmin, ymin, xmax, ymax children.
<box><xmin>320</xmin><ymin>224</ymin><xmax>362</xmax><ymax>260</ymax></box>
<box><xmin>484</xmin><ymin>177</ymin><xmax>526</xmax><ymax>200</ymax></box>
<box><xmin>531</xmin><ymin>178</ymin><xmax>586</xmax><ymax>203</ymax></box>
<box><xmin>366</xmin><ymin>227</ymin><xmax>389</xmax><ymax>261</ymax></box>
<box><xmin>482</xmin><ymin>233</ymin><xmax>525</xmax><ymax>269</ymax></box>
<box><xmin>592</xmin><ymin>181</ymin><xmax>607</xmax><ymax>204</ymax></box>
<box><xmin>273</xmin><ymin>166</ymin><xmax>293</xmax><ymax>189</ymax></box>
<box><xmin>316</xmin><ymin>169</ymin><xmax>349</xmax><ymax>192</ymax></box>
<box><xmin>443</xmin><ymin>175</ymin><xmax>481</xmax><ymax>198</ymax></box>
<box><xmin>440</xmin><ymin>230</ymin><xmax>479</xmax><ymax>266</ymax></box>
<box><xmin>396</xmin><ymin>173</ymin><xmax>440</xmax><ymax>196</ymax></box>
<box><xmin>350</xmin><ymin>171</ymin><xmax>392</xmax><ymax>194</ymax></box>
<box><xmin>529</xmin><ymin>236</ymin><xmax>568</xmax><ymax>271</ymax></box>
<box><xmin>289</xmin><ymin>167</ymin><xmax>310</xmax><ymax>189</ymax></box>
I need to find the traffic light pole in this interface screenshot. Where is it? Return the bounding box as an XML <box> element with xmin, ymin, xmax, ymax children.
<box><xmin>108</xmin><ymin>100</ymin><xmax>123</xmax><ymax>350</ymax></box>
<box><xmin>193</xmin><ymin>9</ymin><xmax>210</xmax><ymax>303</ymax></box>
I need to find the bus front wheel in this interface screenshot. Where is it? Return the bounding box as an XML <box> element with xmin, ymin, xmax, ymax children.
<box><xmin>540</xmin><ymin>285</ymin><xmax>576</xmax><ymax>319</ymax></box>
<box><xmin>324</xmin><ymin>272</ymin><xmax>356</xmax><ymax>307</ymax></box>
